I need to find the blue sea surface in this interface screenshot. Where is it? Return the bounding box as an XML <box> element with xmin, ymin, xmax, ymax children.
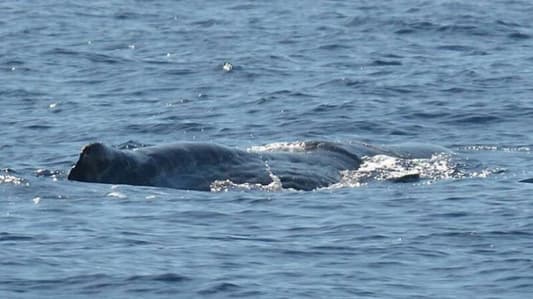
<box><xmin>2</xmin><ymin>0</ymin><xmax>533</xmax><ymax>298</ymax></box>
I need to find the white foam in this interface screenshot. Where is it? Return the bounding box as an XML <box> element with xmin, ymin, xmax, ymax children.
<box><xmin>326</xmin><ymin>153</ymin><xmax>466</xmax><ymax>190</ymax></box>
<box><xmin>210</xmin><ymin>161</ymin><xmax>284</xmax><ymax>192</ymax></box>
<box><xmin>247</xmin><ymin>141</ymin><xmax>308</xmax><ymax>153</ymax></box>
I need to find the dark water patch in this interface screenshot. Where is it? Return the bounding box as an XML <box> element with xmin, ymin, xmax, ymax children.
<box><xmin>162</xmin><ymin>112</ymin><xmax>224</xmax><ymax>121</ymax></box>
<box><xmin>45</xmin><ymin>47</ymin><xmax>79</xmax><ymax>56</ymax></box>
<box><xmin>316</xmin><ymin>78</ymin><xmax>368</xmax><ymax>88</ymax></box>
<box><xmin>468</xmin><ymin>50</ymin><xmax>489</xmax><ymax>56</ymax></box>
<box><xmin>180</xmin><ymin>210</ymin><xmax>230</xmax><ymax>219</ymax></box>
<box><xmin>442</xmin><ymin>113</ymin><xmax>502</xmax><ymax>125</ymax></box>
<box><xmin>496</xmin><ymin>20</ymin><xmax>521</xmax><ymax>28</ymax></box>
<box><xmin>309</xmin><ymin>103</ymin><xmax>355</xmax><ymax>114</ymax></box>
<box><xmin>2</xmin><ymin>59</ymin><xmax>26</xmax><ymax>67</ymax></box>
<box><xmin>227</xmin><ymin>4</ymin><xmax>260</xmax><ymax>11</ymax></box>
<box><xmin>428</xmin><ymin>211</ymin><xmax>470</xmax><ymax>218</ymax></box>
<box><xmin>310</xmin><ymin>245</ymin><xmax>359</xmax><ymax>253</ymax></box>
<box><xmin>424</xmin><ymin>230</ymin><xmax>533</xmax><ymax>244</ymax></box>
<box><xmin>519</xmin><ymin>178</ymin><xmax>533</xmax><ymax>183</ymax></box>
<box><xmin>127</xmin><ymin>273</ymin><xmax>191</xmax><ymax>283</ymax></box>
<box><xmin>344</xmin><ymin>15</ymin><xmax>375</xmax><ymax>28</ymax></box>
<box><xmin>163</xmin><ymin>68</ymin><xmax>195</xmax><ymax>76</ymax></box>
<box><xmin>198</xmin><ymin>282</ymin><xmax>241</xmax><ymax>295</ymax></box>
<box><xmin>85</xmin><ymin>52</ymin><xmax>132</xmax><ymax>65</ymax></box>
<box><xmin>507</xmin><ymin>32</ymin><xmax>531</xmax><ymax>40</ymax></box>
<box><xmin>394</xmin><ymin>21</ymin><xmax>439</xmax><ymax>35</ymax></box>
<box><xmin>317</xmin><ymin>43</ymin><xmax>351</xmax><ymax>51</ymax></box>
<box><xmin>440</xmin><ymin>87</ymin><xmax>482</xmax><ymax>94</ymax></box>
<box><xmin>23</xmin><ymin>123</ymin><xmax>54</xmax><ymax>130</ymax></box>
<box><xmin>407</xmin><ymin>111</ymin><xmax>451</xmax><ymax>120</ymax></box>
<box><xmin>370</xmin><ymin>60</ymin><xmax>402</xmax><ymax>66</ymax></box>
<box><xmin>384</xmin><ymin>85</ymin><xmax>416</xmax><ymax>94</ymax></box>
<box><xmin>443</xmin><ymin>196</ymin><xmax>469</xmax><ymax>201</ymax></box>
<box><xmin>389</xmin><ymin>129</ymin><xmax>414</xmax><ymax>136</ymax></box>
<box><xmin>437</xmin><ymin>24</ymin><xmax>488</xmax><ymax>36</ymax></box>
<box><xmin>436</xmin><ymin>44</ymin><xmax>477</xmax><ymax>52</ymax></box>
<box><xmin>474</xmin><ymin>75</ymin><xmax>524</xmax><ymax>87</ymax></box>
<box><xmin>0</xmin><ymin>88</ymin><xmax>46</xmax><ymax>99</ymax></box>
<box><xmin>201</xmin><ymin>234</ymin><xmax>279</xmax><ymax>243</ymax></box>
<box><xmin>274</xmin><ymin>248</ymin><xmax>330</xmax><ymax>257</ymax></box>
<box><xmin>4</xmin><ymin>273</ymin><xmax>113</xmax><ymax>290</ymax></box>
<box><xmin>113</xmin><ymin>11</ymin><xmax>158</xmax><ymax>20</ymax></box>
<box><xmin>43</xmin><ymin>48</ymin><xmax>132</xmax><ymax>65</ymax></box>
<box><xmin>486</xmin><ymin>230</ymin><xmax>533</xmax><ymax>238</ymax></box>
<box><xmin>190</xmin><ymin>19</ymin><xmax>227</xmax><ymax>28</ymax></box>
<box><xmin>320</xmin><ymin>61</ymin><xmax>364</xmax><ymax>70</ymax></box>
<box><xmin>0</xmin><ymin>232</ymin><xmax>35</xmax><ymax>242</ymax></box>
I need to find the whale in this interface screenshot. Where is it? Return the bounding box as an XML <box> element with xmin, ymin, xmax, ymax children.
<box><xmin>68</xmin><ymin>141</ymin><xmax>449</xmax><ymax>191</ymax></box>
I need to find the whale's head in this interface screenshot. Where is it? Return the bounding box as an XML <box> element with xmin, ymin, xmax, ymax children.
<box><xmin>68</xmin><ymin>143</ymin><xmax>118</xmax><ymax>183</ymax></box>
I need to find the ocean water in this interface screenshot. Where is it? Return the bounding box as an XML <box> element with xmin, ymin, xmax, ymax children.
<box><xmin>2</xmin><ymin>0</ymin><xmax>533</xmax><ymax>298</ymax></box>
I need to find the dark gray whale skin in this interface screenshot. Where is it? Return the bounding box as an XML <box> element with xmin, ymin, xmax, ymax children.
<box><xmin>68</xmin><ymin>141</ymin><xmax>447</xmax><ymax>191</ymax></box>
